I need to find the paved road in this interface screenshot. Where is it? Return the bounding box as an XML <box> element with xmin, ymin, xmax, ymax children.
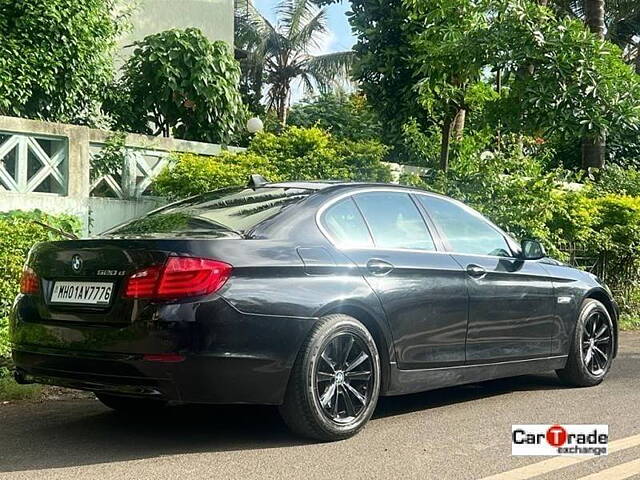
<box><xmin>1</xmin><ymin>333</ymin><xmax>640</xmax><ymax>480</ymax></box>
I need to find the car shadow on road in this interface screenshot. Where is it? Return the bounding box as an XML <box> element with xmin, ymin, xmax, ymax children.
<box><xmin>0</xmin><ymin>373</ymin><xmax>567</xmax><ymax>473</ymax></box>
<box><xmin>374</xmin><ymin>371</ymin><xmax>568</xmax><ymax>419</ymax></box>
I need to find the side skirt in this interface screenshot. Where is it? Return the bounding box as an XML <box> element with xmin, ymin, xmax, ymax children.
<box><xmin>384</xmin><ymin>355</ymin><xmax>568</xmax><ymax>397</ymax></box>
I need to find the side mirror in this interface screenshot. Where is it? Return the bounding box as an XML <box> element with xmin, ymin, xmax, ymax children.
<box><xmin>520</xmin><ymin>239</ymin><xmax>546</xmax><ymax>261</ymax></box>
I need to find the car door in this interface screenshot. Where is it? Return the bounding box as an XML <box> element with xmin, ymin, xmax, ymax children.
<box><xmin>319</xmin><ymin>190</ymin><xmax>469</xmax><ymax>369</ymax></box>
<box><xmin>416</xmin><ymin>194</ymin><xmax>556</xmax><ymax>363</ymax></box>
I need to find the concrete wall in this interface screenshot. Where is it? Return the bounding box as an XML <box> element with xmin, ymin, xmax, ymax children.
<box><xmin>0</xmin><ymin>115</ymin><xmax>239</xmax><ymax>236</ymax></box>
<box><xmin>118</xmin><ymin>0</ymin><xmax>235</xmax><ymax>63</ymax></box>
<box><xmin>88</xmin><ymin>197</ymin><xmax>167</xmax><ymax>234</ymax></box>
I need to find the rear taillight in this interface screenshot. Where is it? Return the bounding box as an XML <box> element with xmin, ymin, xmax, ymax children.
<box><xmin>124</xmin><ymin>257</ymin><xmax>232</xmax><ymax>300</ymax></box>
<box><xmin>19</xmin><ymin>266</ymin><xmax>39</xmax><ymax>294</ymax></box>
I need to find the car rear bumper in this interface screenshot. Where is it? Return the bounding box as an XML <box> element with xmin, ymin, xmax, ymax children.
<box><xmin>12</xmin><ymin>347</ymin><xmax>294</xmax><ymax>404</ymax></box>
<box><xmin>10</xmin><ymin>296</ymin><xmax>317</xmax><ymax>405</ymax></box>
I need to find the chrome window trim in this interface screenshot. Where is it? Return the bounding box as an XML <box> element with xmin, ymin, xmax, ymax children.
<box><xmin>316</xmin><ymin>187</ymin><xmax>521</xmax><ymax>260</ymax></box>
<box><xmin>316</xmin><ymin>187</ymin><xmax>440</xmax><ymax>253</ymax></box>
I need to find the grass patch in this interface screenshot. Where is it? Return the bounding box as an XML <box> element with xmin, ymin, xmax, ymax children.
<box><xmin>0</xmin><ymin>376</ymin><xmax>42</xmax><ymax>402</ymax></box>
<box><xmin>620</xmin><ymin>314</ymin><xmax>640</xmax><ymax>331</ymax></box>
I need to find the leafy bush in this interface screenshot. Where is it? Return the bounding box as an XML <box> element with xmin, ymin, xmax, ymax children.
<box><xmin>0</xmin><ymin>0</ymin><xmax>125</xmax><ymax>124</ymax></box>
<box><xmin>595</xmin><ymin>165</ymin><xmax>640</xmax><ymax>197</ymax></box>
<box><xmin>288</xmin><ymin>92</ymin><xmax>383</xmax><ymax>142</ymax></box>
<box><xmin>109</xmin><ymin>28</ymin><xmax>246</xmax><ymax>144</ymax></box>
<box><xmin>0</xmin><ymin>211</ymin><xmax>81</xmax><ymax>369</ymax></box>
<box><xmin>154</xmin><ymin>127</ymin><xmax>392</xmax><ymax>199</ymax></box>
<box><xmin>153</xmin><ymin>152</ymin><xmax>276</xmax><ymax>200</ymax></box>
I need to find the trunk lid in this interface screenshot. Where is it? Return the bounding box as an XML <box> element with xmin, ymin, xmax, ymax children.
<box><xmin>27</xmin><ymin>238</ymin><xmax>219</xmax><ymax>325</ymax></box>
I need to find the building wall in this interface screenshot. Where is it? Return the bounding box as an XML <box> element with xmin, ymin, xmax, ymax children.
<box><xmin>119</xmin><ymin>0</ymin><xmax>235</xmax><ymax>62</ymax></box>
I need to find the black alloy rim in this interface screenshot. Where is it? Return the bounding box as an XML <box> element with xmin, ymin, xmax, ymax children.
<box><xmin>581</xmin><ymin>311</ymin><xmax>613</xmax><ymax>376</ymax></box>
<box><xmin>314</xmin><ymin>333</ymin><xmax>374</xmax><ymax>424</ymax></box>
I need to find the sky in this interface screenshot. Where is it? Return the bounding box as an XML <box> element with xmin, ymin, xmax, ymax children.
<box><xmin>252</xmin><ymin>0</ymin><xmax>356</xmax><ymax>102</ymax></box>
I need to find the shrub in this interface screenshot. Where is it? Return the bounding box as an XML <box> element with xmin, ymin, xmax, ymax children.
<box><xmin>595</xmin><ymin>165</ymin><xmax>640</xmax><ymax>197</ymax></box>
<box><xmin>110</xmin><ymin>28</ymin><xmax>246</xmax><ymax>144</ymax></box>
<box><xmin>153</xmin><ymin>127</ymin><xmax>392</xmax><ymax>199</ymax></box>
<box><xmin>153</xmin><ymin>151</ymin><xmax>277</xmax><ymax>200</ymax></box>
<box><xmin>0</xmin><ymin>211</ymin><xmax>81</xmax><ymax>369</ymax></box>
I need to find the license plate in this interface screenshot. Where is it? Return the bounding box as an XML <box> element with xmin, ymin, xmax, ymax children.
<box><xmin>51</xmin><ymin>281</ymin><xmax>114</xmax><ymax>305</ymax></box>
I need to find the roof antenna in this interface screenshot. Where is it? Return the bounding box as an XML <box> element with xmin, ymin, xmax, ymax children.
<box><xmin>247</xmin><ymin>174</ymin><xmax>269</xmax><ymax>190</ymax></box>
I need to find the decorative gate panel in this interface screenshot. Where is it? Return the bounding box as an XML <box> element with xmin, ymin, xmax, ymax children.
<box><xmin>0</xmin><ymin>132</ymin><xmax>68</xmax><ymax>194</ymax></box>
<box><xmin>89</xmin><ymin>143</ymin><xmax>170</xmax><ymax>199</ymax></box>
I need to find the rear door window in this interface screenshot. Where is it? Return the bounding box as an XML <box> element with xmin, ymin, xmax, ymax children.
<box><xmin>322</xmin><ymin>198</ymin><xmax>374</xmax><ymax>248</ymax></box>
<box><xmin>353</xmin><ymin>192</ymin><xmax>436</xmax><ymax>251</ymax></box>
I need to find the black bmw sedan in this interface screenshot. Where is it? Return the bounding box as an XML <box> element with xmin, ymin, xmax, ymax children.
<box><xmin>10</xmin><ymin>181</ymin><xmax>618</xmax><ymax>441</ymax></box>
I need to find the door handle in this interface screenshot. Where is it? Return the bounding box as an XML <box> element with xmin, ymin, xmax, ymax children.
<box><xmin>466</xmin><ymin>264</ymin><xmax>486</xmax><ymax>278</ymax></box>
<box><xmin>366</xmin><ymin>259</ymin><xmax>394</xmax><ymax>276</ymax></box>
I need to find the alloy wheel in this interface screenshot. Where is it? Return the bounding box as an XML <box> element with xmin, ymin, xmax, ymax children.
<box><xmin>581</xmin><ymin>310</ymin><xmax>613</xmax><ymax>376</ymax></box>
<box><xmin>314</xmin><ymin>333</ymin><xmax>374</xmax><ymax>424</ymax></box>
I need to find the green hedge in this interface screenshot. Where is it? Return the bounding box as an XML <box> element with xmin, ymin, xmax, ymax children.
<box><xmin>0</xmin><ymin>211</ymin><xmax>81</xmax><ymax>370</ymax></box>
<box><xmin>154</xmin><ymin>127</ymin><xmax>392</xmax><ymax>199</ymax></box>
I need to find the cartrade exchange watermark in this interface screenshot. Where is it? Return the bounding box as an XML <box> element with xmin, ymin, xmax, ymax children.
<box><xmin>512</xmin><ymin>425</ymin><xmax>608</xmax><ymax>456</ymax></box>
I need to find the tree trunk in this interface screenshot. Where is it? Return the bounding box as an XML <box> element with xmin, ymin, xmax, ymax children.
<box><xmin>636</xmin><ymin>45</ymin><xmax>640</xmax><ymax>74</ymax></box>
<box><xmin>582</xmin><ymin>0</ymin><xmax>606</xmax><ymax>169</ymax></box>
<box><xmin>582</xmin><ymin>134</ymin><xmax>606</xmax><ymax>168</ymax></box>
<box><xmin>453</xmin><ymin>109</ymin><xmax>466</xmax><ymax>140</ymax></box>
<box><xmin>440</xmin><ymin>115</ymin><xmax>454</xmax><ymax>171</ymax></box>
<box><xmin>584</xmin><ymin>0</ymin><xmax>606</xmax><ymax>38</ymax></box>
<box><xmin>275</xmin><ymin>85</ymin><xmax>290</xmax><ymax>126</ymax></box>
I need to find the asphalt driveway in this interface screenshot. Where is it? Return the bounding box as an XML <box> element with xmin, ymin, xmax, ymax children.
<box><xmin>1</xmin><ymin>332</ymin><xmax>639</xmax><ymax>480</ymax></box>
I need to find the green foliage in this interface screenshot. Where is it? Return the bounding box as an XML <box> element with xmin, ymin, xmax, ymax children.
<box><xmin>0</xmin><ymin>0</ymin><xmax>126</xmax><ymax>124</ymax></box>
<box><xmin>483</xmin><ymin>1</ymin><xmax>640</xmax><ymax>143</ymax></box>
<box><xmin>288</xmin><ymin>92</ymin><xmax>382</xmax><ymax>142</ymax></box>
<box><xmin>153</xmin><ymin>151</ymin><xmax>275</xmax><ymax>200</ymax></box>
<box><xmin>346</xmin><ymin>0</ymin><xmax>431</xmax><ymax>151</ymax></box>
<box><xmin>595</xmin><ymin>165</ymin><xmax>640</xmax><ymax>196</ymax></box>
<box><xmin>0</xmin><ymin>211</ymin><xmax>82</xmax><ymax>363</ymax></box>
<box><xmin>317</xmin><ymin>0</ymin><xmax>640</xmax><ymax>169</ymax></box>
<box><xmin>153</xmin><ymin>127</ymin><xmax>391</xmax><ymax>199</ymax></box>
<box><xmin>90</xmin><ymin>132</ymin><xmax>127</xmax><ymax>182</ymax></box>
<box><xmin>111</xmin><ymin>28</ymin><xmax>245</xmax><ymax>144</ymax></box>
<box><xmin>0</xmin><ymin>377</ymin><xmax>42</xmax><ymax>400</ymax></box>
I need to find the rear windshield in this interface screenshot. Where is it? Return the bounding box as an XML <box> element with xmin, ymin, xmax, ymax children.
<box><xmin>103</xmin><ymin>187</ymin><xmax>311</xmax><ymax>236</ymax></box>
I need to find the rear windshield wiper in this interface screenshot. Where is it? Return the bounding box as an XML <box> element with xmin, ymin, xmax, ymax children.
<box><xmin>33</xmin><ymin>220</ymin><xmax>79</xmax><ymax>240</ymax></box>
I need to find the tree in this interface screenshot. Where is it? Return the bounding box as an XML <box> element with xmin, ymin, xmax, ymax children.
<box><xmin>235</xmin><ymin>0</ymin><xmax>355</xmax><ymax>125</ymax></box>
<box><xmin>110</xmin><ymin>28</ymin><xmax>246</xmax><ymax>144</ymax></box>
<box><xmin>345</xmin><ymin>0</ymin><xmax>432</xmax><ymax>157</ymax></box>
<box><xmin>0</xmin><ymin>0</ymin><xmax>127</xmax><ymax>124</ymax></box>
<box><xmin>481</xmin><ymin>1</ymin><xmax>640</xmax><ymax>163</ymax></box>
<box><xmin>406</xmin><ymin>0</ymin><xmax>489</xmax><ymax>170</ymax></box>
<box><xmin>320</xmin><ymin>0</ymin><xmax>639</xmax><ymax>170</ymax></box>
<box><xmin>582</xmin><ymin>0</ymin><xmax>607</xmax><ymax>168</ymax></box>
<box><xmin>287</xmin><ymin>91</ymin><xmax>382</xmax><ymax>141</ymax></box>
<box><xmin>552</xmin><ymin>0</ymin><xmax>640</xmax><ymax>60</ymax></box>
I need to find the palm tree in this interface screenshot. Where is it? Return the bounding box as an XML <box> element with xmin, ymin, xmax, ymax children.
<box><xmin>235</xmin><ymin>0</ymin><xmax>355</xmax><ymax>125</ymax></box>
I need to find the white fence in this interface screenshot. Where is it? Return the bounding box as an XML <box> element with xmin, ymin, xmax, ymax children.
<box><xmin>0</xmin><ymin>116</ymin><xmax>239</xmax><ymax>234</ymax></box>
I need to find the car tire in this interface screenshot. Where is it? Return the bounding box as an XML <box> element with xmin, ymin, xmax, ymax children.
<box><xmin>95</xmin><ymin>392</ymin><xmax>167</xmax><ymax>413</ymax></box>
<box><xmin>556</xmin><ymin>299</ymin><xmax>615</xmax><ymax>387</ymax></box>
<box><xmin>279</xmin><ymin>314</ymin><xmax>381</xmax><ymax>441</ymax></box>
